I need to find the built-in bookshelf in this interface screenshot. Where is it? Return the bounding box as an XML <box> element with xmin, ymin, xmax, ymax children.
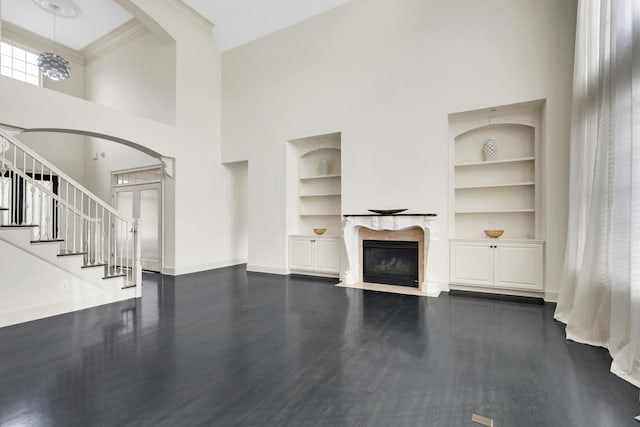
<box><xmin>449</xmin><ymin>102</ymin><xmax>543</xmax><ymax>241</ymax></box>
<box><xmin>287</xmin><ymin>132</ymin><xmax>342</xmax><ymax>236</ymax></box>
<box><xmin>447</xmin><ymin>100</ymin><xmax>545</xmax><ymax>294</ymax></box>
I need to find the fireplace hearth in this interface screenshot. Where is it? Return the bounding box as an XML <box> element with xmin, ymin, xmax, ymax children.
<box><xmin>362</xmin><ymin>240</ymin><xmax>419</xmax><ymax>287</ymax></box>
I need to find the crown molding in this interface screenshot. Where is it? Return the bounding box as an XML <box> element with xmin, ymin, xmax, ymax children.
<box><xmin>81</xmin><ymin>19</ymin><xmax>148</xmax><ymax>62</ymax></box>
<box><xmin>1</xmin><ymin>20</ymin><xmax>85</xmax><ymax>65</ymax></box>
<box><xmin>166</xmin><ymin>0</ymin><xmax>214</xmax><ymax>35</ymax></box>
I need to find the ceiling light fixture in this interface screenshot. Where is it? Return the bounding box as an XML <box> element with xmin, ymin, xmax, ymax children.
<box><xmin>33</xmin><ymin>0</ymin><xmax>80</xmax><ymax>81</ymax></box>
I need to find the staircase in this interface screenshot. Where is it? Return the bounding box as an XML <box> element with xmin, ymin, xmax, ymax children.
<box><xmin>0</xmin><ymin>129</ymin><xmax>141</xmax><ymax>327</ymax></box>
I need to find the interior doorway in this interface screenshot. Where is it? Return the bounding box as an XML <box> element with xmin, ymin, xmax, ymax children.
<box><xmin>112</xmin><ymin>166</ymin><xmax>163</xmax><ymax>272</ymax></box>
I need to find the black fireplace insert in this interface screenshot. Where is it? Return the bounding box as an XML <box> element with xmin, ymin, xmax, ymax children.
<box><xmin>362</xmin><ymin>240</ymin><xmax>419</xmax><ymax>287</ymax></box>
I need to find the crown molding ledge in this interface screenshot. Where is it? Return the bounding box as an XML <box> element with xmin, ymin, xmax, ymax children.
<box><xmin>1</xmin><ymin>21</ymin><xmax>84</xmax><ymax>65</ymax></box>
<box><xmin>167</xmin><ymin>0</ymin><xmax>215</xmax><ymax>36</ymax></box>
<box><xmin>82</xmin><ymin>19</ymin><xmax>148</xmax><ymax>62</ymax></box>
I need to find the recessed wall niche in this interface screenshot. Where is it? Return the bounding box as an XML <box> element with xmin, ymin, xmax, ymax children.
<box><xmin>286</xmin><ymin>132</ymin><xmax>342</xmax><ymax>277</ymax></box>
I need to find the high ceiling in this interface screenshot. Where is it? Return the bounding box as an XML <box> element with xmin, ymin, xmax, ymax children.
<box><xmin>1</xmin><ymin>0</ymin><xmax>352</xmax><ymax>52</ymax></box>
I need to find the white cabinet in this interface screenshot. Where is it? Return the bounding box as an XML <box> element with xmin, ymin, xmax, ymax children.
<box><xmin>289</xmin><ymin>238</ymin><xmax>314</xmax><ymax>270</ymax></box>
<box><xmin>289</xmin><ymin>236</ymin><xmax>341</xmax><ymax>275</ymax></box>
<box><xmin>450</xmin><ymin>242</ymin><xmax>493</xmax><ymax>286</ymax></box>
<box><xmin>450</xmin><ymin>240</ymin><xmax>543</xmax><ymax>292</ymax></box>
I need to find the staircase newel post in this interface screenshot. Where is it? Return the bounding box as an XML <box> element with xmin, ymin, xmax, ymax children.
<box><xmin>133</xmin><ymin>218</ymin><xmax>143</xmax><ymax>298</ymax></box>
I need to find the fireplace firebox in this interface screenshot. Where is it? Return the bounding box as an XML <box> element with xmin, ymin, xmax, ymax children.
<box><xmin>362</xmin><ymin>240</ymin><xmax>419</xmax><ymax>287</ymax></box>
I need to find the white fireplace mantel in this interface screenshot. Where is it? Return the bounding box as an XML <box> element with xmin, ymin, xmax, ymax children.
<box><xmin>342</xmin><ymin>214</ymin><xmax>441</xmax><ymax>297</ymax></box>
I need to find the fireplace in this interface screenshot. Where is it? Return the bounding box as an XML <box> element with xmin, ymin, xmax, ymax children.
<box><xmin>362</xmin><ymin>240</ymin><xmax>419</xmax><ymax>287</ymax></box>
<box><xmin>342</xmin><ymin>215</ymin><xmax>439</xmax><ymax>296</ymax></box>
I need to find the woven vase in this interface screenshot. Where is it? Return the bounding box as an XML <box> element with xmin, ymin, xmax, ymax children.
<box><xmin>319</xmin><ymin>159</ymin><xmax>330</xmax><ymax>176</ymax></box>
<box><xmin>483</xmin><ymin>139</ymin><xmax>497</xmax><ymax>161</ymax></box>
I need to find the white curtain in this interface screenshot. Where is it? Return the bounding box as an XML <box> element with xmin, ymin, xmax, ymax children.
<box><xmin>555</xmin><ymin>0</ymin><xmax>640</xmax><ymax>389</ymax></box>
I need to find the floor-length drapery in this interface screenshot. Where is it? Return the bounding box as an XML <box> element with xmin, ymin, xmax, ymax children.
<box><xmin>555</xmin><ymin>0</ymin><xmax>640</xmax><ymax>389</ymax></box>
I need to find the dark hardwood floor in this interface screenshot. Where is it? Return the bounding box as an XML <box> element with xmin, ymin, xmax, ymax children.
<box><xmin>0</xmin><ymin>265</ymin><xmax>638</xmax><ymax>426</ymax></box>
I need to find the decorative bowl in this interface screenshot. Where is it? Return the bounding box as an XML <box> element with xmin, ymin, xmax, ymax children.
<box><xmin>484</xmin><ymin>229</ymin><xmax>504</xmax><ymax>238</ymax></box>
<box><xmin>313</xmin><ymin>228</ymin><xmax>327</xmax><ymax>235</ymax></box>
<box><xmin>368</xmin><ymin>209</ymin><xmax>408</xmax><ymax>215</ymax></box>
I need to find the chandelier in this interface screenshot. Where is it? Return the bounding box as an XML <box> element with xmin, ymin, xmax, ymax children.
<box><xmin>34</xmin><ymin>0</ymin><xmax>80</xmax><ymax>81</ymax></box>
<box><xmin>38</xmin><ymin>52</ymin><xmax>70</xmax><ymax>81</ymax></box>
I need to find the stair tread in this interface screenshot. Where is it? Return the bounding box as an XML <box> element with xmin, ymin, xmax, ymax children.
<box><xmin>1</xmin><ymin>224</ymin><xmax>38</xmax><ymax>228</ymax></box>
<box><xmin>31</xmin><ymin>239</ymin><xmax>65</xmax><ymax>244</ymax></box>
<box><xmin>121</xmin><ymin>284</ymin><xmax>136</xmax><ymax>290</ymax></box>
<box><xmin>57</xmin><ymin>251</ymin><xmax>88</xmax><ymax>257</ymax></box>
<box><xmin>0</xmin><ymin>207</ymin><xmax>8</xmax><ymax>211</ymax></box>
<box><xmin>81</xmin><ymin>263</ymin><xmax>108</xmax><ymax>269</ymax></box>
<box><xmin>103</xmin><ymin>273</ymin><xmax>127</xmax><ymax>280</ymax></box>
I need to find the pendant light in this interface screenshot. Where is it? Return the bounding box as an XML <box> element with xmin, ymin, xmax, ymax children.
<box><xmin>33</xmin><ymin>0</ymin><xmax>80</xmax><ymax>81</ymax></box>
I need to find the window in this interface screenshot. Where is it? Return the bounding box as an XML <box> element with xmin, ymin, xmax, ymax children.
<box><xmin>0</xmin><ymin>42</ymin><xmax>41</xmax><ymax>86</ymax></box>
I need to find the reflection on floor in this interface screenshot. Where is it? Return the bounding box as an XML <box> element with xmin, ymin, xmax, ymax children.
<box><xmin>0</xmin><ymin>265</ymin><xmax>638</xmax><ymax>426</ymax></box>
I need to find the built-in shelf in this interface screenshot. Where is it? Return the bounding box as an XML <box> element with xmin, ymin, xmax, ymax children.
<box><xmin>299</xmin><ymin>193</ymin><xmax>341</xmax><ymax>198</ymax></box>
<box><xmin>299</xmin><ymin>174</ymin><xmax>341</xmax><ymax>181</ymax></box>
<box><xmin>455</xmin><ymin>182</ymin><xmax>535</xmax><ymax>190</ymax></box>
<box><xmin>454</xmin><ymin>157</ymin><xmax>535</xmax><ymax>168</ymax></box>
<box><xmin>449</xmin><ymin>101</ymin><xmax>544</xmax><ymax>295</ymax></box>
<box><xmin>455</xmin><ymin>209</ymin><xmax>535</xmax><ymax>214</ymax></box>
<box><xmin>289</xmin><ymin>133</ymin><xmax>342</xmax><ymax>240</ymax></box>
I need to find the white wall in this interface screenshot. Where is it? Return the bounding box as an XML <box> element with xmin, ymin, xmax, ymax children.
<box><xmin>82</xmin><ymin>140</ymin><xmax>159</xmax><ymax>203</ymax></box>
<box><xmin>84</xmin><ymin>30</ymin><xmax>176</xmax><ymax>126</ymax></box>
<box><xmin>0</xmin><ymin>238</ymin><xmax>133</xmax><ymax>328</ymax></box>
<box><xmin>82</xmin><ymin>24</ymin><xmax>176</xmax><ymax>204</ymax></box>
<box><xmin>221</xmin><ymin>0</ymin><xmax>577</xmax><ymax>296</ymax></box>
<box><xmin>13</xmin><ymin>131</ymin><xmax>85</xmax><ymax>183</ymax></box>
<box><xmin>112</xmin><ymin>0</ymin><xmax>247</xmax><ymax>274</ymax></box>
<box><xmin>227</xmin><ymin>161</ymin><xmax>249</xmax><ymax>263</ymax></box>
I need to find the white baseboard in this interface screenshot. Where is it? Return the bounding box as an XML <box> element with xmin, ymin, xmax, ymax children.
<box><xmin>163</xmin><ymin>258</ymin><xmax>247</xmax><ymax>276</ymax></box>
<box><xmin>544</xmin><ymin>291</ymin><xmax>559</xmax><ymax>302</ymax></box>
<box><xmin>246</xmin><ymin>264</ymin><xmax>289</xmax><ymax>275</ymax></box>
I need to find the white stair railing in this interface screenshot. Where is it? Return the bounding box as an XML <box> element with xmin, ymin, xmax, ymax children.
<box><xmin>0</xmin><ymin>129</ymin><xmax>142</xmax><ymax>292</ymax></box>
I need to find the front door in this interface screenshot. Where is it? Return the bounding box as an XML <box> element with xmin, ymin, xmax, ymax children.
<box><xmin>114</xmin><ymin>182</ymin><xmax>162</xmax><ymax>272</ymax></box>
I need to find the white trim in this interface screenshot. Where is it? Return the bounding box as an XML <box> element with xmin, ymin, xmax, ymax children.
<box><xmin>112</xmin><ymin>180</ymin><xmax>161</xmax><ymax>189</ymax></box>
<box><xmin>82</xmin><ymin>19</ymin><xmax>147</xmax><ymax>62</ymax></box>
<box><xmin>112</xmin><ymin>163</ymin><xmax>163</xmax><ymax>176</ymax></box>
<box><xmin>1</xmin><ymin>20</ymin><xmax>84</xmax><ymax>65</ymax></box>
<box><xmin>246</xmin><ymin>264</ymin><xmax>288</xmax><ymax>275</ymax></box>
<box><xmin>167</xmin><ymin>0</ymin><xmax>215</xmax><ymax>34</ymax></box>
<box><xmin>164</xmin><ymin>258</ymin><xmax>248</xmax><ymax>276</ymax></box>
<box><xmin>544</xmin><ymin>291</ymin><xmax>559</xmax><ymax>302</ymax></box>
<box><xmin>336</xmin><ymin>281</ymin><xmax>436</xmax><ymax>297</ymax></box>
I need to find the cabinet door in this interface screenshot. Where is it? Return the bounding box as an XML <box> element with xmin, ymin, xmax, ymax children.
<box><xmin>314</xmin><ymin>239</ymin><xmax>341</xmax><ymax>273</ymax></box>
<box><xmin>450</xmin><ymin>242</ymin><xmax>493</xmax><ymax>286</ymax></box>
<box><xmin>289</xmin><ymin>238</ymin><xmax>314</xmax><ymax>271</ymax></box>
<box><xmin>493</xmin><ymin>244</ymin><xmax>543</xmax><ymax>290</ymax></box>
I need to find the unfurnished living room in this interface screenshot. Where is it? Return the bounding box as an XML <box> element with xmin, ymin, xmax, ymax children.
<box><xmin>0</xmin><ymin>0</ymin><xmax>639</xmax><ymax>425</ymax></box>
